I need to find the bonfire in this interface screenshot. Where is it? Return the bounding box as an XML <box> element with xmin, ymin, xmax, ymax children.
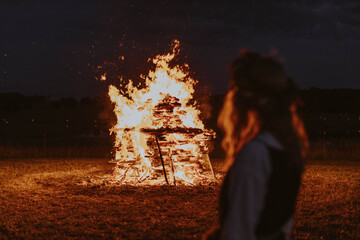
<box><xmin>107</xmin><ymin>40</ymin><xmax>215</xmax><ymax>185</ymax></box>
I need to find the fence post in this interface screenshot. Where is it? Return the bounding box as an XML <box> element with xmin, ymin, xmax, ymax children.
<box><xmin>43</xmin><ymin>132</ymin><xmax>46</xmax><ymax>158</ymax></box>
<box><xmin>322</xmin><ymin>138</ymin><xmax>326</xmax><ymax>160</ymax></box>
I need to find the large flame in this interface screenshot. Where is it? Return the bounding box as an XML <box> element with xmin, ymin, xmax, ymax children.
<box><xmin>107</xmin><ymin>40</ymin><xmax>215</xmax><ymax>185</ymax></box>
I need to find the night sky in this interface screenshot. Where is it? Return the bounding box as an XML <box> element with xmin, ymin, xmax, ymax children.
<box><xmin>1</xmin><ymin>0</ymin><xmax>359</xmax><ymax>99</ymax></box>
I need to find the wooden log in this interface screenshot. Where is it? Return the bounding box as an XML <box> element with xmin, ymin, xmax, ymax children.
<box><xmin>169</xmin><ymin>152</ymin><xmax>176</xmax><ymax>186</ymax></box>
<box><xmin>155</xmin><ymin>135</ymin><xmax>169</xmax><ymax>185</ymax></box>
<box><xmin>141</xmin><ymin>127</ymin><xmax>204</xmax><ymax>135</ymax></box>
<box><xmin>204</xmin><ymin>154</ymin><xmax>216</xmax><ymax>182</ymax></box>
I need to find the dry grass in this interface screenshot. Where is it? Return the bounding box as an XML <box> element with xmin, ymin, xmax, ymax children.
<box><xmin>0</xmin><ymin>158</ymin><xmax>359</xmax><ymax>239</ymax></box>
<box><xmin>0</xmin><ymin>159</ymin><xmax>221</xmax><ymax>239</ymax></box>
<box><xmin>293</xmin><ymin>160</ymin><xmax>360</xmax><ymax>239</ymax></box>
<box><xmin>0</xmin><ymin>145</ymin><xmax>112</xmax><ymax>159</ymax></box>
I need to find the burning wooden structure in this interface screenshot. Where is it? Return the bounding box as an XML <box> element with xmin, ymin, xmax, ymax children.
<box><xmin>108</xmin><ymin>40</ymin><xmax>215</xmax><ymax>185</ymax></box>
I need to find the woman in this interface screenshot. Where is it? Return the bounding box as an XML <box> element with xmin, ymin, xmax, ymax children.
<box><xmin>204</xmin><ymin>51</ymin><xmax>308</xmax><ymax>240</ymax></box>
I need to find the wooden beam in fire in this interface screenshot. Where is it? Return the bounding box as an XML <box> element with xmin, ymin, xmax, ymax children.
<box><xmin>155</xmin><ymin>135</ymin><xmax>169</xmax><ymax>185</ymax></box>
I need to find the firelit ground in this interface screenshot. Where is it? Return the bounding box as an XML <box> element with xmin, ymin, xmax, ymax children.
<box><xmin>0</xmin><ymin>158</ymin><xmax>359</xmax><ymax>239</ymax></box>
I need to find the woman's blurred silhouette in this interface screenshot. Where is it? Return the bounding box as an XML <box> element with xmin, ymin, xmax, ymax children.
<box><xmin>204</xmin><ymin>51</ymin><xmax>308</xmax><ymax>240</ymax></box>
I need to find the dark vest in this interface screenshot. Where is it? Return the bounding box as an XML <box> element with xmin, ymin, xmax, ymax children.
<box><xmin>219</xmin><ymin>141</ymin><xmax>303</xmax><ymax>240</ymax></box>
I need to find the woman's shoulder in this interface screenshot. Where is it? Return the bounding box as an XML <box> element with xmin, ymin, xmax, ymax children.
<box><xmin>233</xmin><ymin>132</ymin><xmax>283</xmax><ymax>175</ymax></box>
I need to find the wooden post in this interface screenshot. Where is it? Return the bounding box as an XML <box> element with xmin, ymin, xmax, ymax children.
<box><xmin>205</xmin><ymin>154</ymin><xmax>216</xmax><ymax>182</ymax></box>
<box><xmin>322</xmin><ymin>138</ymin><xmax>326</xmax><ymax>160</ymax></box>
<box><xmin>155</xmin><ymin>135</ymin><xmax>169</xmax><ymax>185</ymax></box>
<box><xmin>169</xmin><ymin>152</ymin><xmax>176</xmax><ymax>186</ymax></box>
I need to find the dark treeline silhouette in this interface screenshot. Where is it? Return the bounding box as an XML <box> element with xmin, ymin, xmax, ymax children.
<box><xmin>1</xmin><ymin>89</ymin><xmax>360</xmax><ymax>154</ymax></box>
<box><xmin>0</xmin><ymin>93</ymin><xmax>47</xmax><ymax>112</ymax></box>
<box><xmin>202</xmin><ymin>89</ymin><xmax>360</xmax><ymax>157</ymax></box>
<box><xmin>0</xmin><ymin>93</ymin><xmax>115</xmax><ymax>151</ymax></box>
<box><xmin>203</xmin><ymin>88</ymin><xmax>360</xmax><ymax>117</ymax></box>
<box><xmin>300</xmin><ymin>87</ymin><xmax>360</xmax><ymax>114</ymax></box>
<box><xmin>0</xmin><ymin>88</ymin><xmax>360</xmax><ymax>158</ymax></box>
<box><xmin>2</xmin><ymin>88</ymin><xmax>360</xmax><ymax>114</ymax></box>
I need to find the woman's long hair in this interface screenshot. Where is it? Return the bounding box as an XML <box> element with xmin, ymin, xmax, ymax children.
<box><xmin>218</xmin><ymin>51</ymin><xmax>308</xmax><ymax>169</ymax></box>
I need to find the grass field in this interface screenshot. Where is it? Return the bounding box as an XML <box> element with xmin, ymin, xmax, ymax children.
<box><xmin>0</xmin><ymin>158</ymin><xmax>359</xmax><ymax>239</ymax></box>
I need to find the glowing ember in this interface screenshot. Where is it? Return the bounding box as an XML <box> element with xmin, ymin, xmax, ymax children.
<box><xmin>100</xmin><ymin>73</ymin><xmax>107</xmax><ymax>81</ymax></box>
<box><xmin>108</xmin><ymin>40</ymin><xmax>215</xmax><ymax>185</ymax></box>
